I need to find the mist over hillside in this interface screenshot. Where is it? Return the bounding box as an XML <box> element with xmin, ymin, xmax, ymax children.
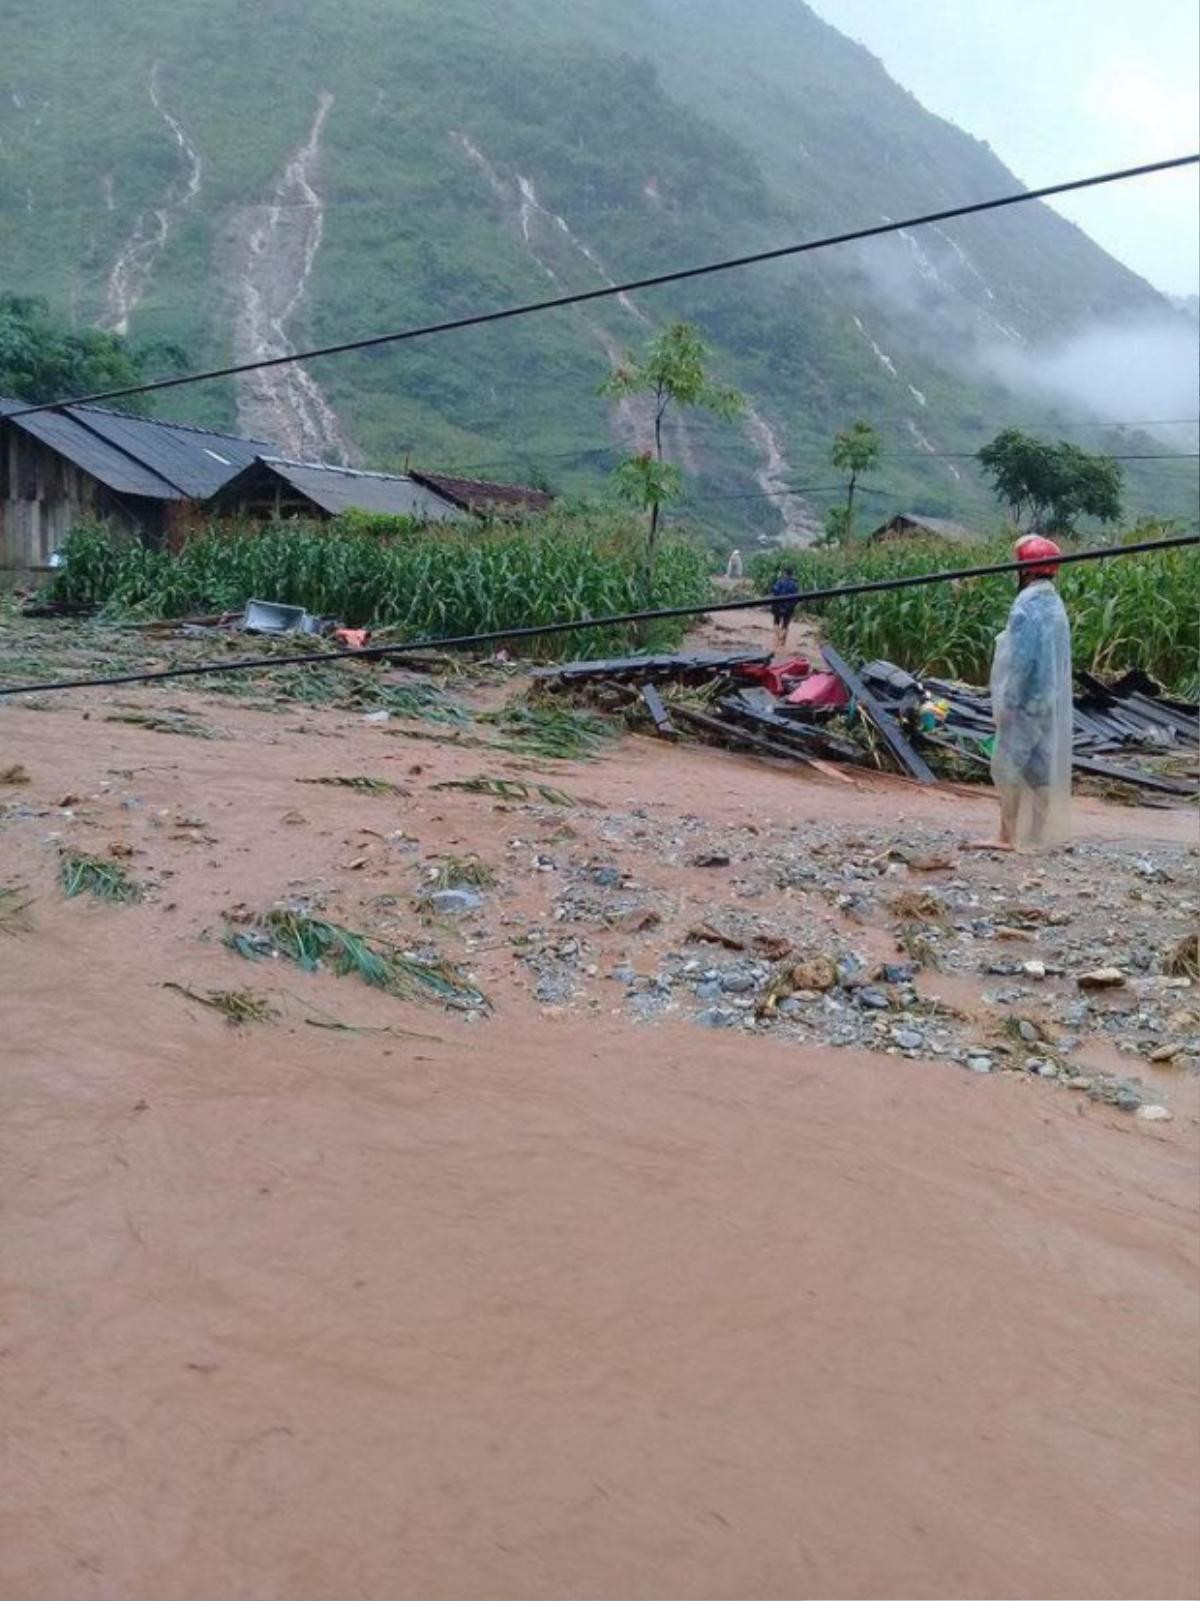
<box><xmin>2</xmin><ymin>0</ymin><xmax>1195</xmax><ymax>542</ymax></box>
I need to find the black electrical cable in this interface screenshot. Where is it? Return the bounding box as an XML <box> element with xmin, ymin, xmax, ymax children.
<box><xmin>6</xmin><ymin>153</ymin><xmax>1197</xmax><ymax>421</ymax></box>
<box><xmin>3</xmin><ymin>533</ymin><xmax>1194</xmax><ymax>699</ymax></box>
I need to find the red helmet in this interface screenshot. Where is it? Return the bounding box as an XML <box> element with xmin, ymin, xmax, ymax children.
<box><xmin>1013</xmin><ymin>534</ymin><xmax>1062</xmax><ymax>579</ymax></box>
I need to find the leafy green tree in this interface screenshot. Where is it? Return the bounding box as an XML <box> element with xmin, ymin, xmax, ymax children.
<box><xmin>0</xmin><ymin>293</ymin><xmax>183</xmax><ymax>412</ymax></box>
<box><xmin>978</xmin><ymin>428</ymin><xmax>1123</xmax><ymax>533</ymax></box>
<box><xmin>602</xmin><ymin>322</ymin><xmax>742</xmax><ymax>590</ymax></box>
<box><xmin>819</xmin><ymin>504</ymin><xmax>853</xmax><ymax>547</ymax></box>
<box><xmin>830</xmin><ymin>419</ymin><xmax>881</xmax><ymax>541</ymax></box>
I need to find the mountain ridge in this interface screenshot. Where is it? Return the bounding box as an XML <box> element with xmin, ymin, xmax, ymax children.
<box><xmin>1</xmin><ymin>0</ymin><xmax>1194</xmax><ymax>542</ymax></box>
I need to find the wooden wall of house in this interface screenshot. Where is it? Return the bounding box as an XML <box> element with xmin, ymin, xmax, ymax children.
<box><xmin>0</xmin><ymin>427</ymin><xmax>103</xmax><ymax>568</ymax></box>
<box><xmin>0</xmin><ymin>427</ymin><xmax>167</xmax><ymax>567</ymax></box>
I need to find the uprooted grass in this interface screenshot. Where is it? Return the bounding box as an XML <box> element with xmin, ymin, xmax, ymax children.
<box><xmin>478</xmin><ymin>703</ymin><xmax>617</xmax><ymax>761</ymax></box>
<box><xmin>1162</xmin><ymin>930</ymin><xmax>1199</xmax><ymax>981</ymax></box>
<box><xmin>296</xmin><ymin>775</ymin><xmax>409</xmax><ymax>794</ymax></box>
<box><xmin>225</xmin><ymin>909</ymin><xmax>486</xmax><ymax>1009</ymax></box>
<box><xmin>59</xmin><ymin>851</ymin><xmax>143</xmax><ymax>903</ymax></box>
<box><xmin>163</xmin><ymin>983</ymin><xmax>279</xmax><ymax>1024</ymax></box>
<box><xmin>105</xmin><ymin>710</ymin><xmax>215</xmax><ymax>738</ymax></box>
<box><xmin>209</xmin><ymin>665</ymin><xmax>470</xmax><ymax>724</ymax></box>
<box><xmin>0</xmin><ymin>886</ymin><xmax>34</xmax><ymax>933</ymax></box>
<box><xmin>431</xmin><ymin>775</ymin><xmax>580</xmax><ymax>806</ymax></box>
<box><xmin>0</xmin><ymin>763</ymin><xmax>30</xmax><ymax>785</ymax></box>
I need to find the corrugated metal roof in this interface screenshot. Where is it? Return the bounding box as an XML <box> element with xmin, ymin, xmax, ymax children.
<box><xmin>73</xmin><ymin>406</ymin><xmax>270</xmax><ymax>497</ymax></box>
<box><xmin>223</xmin><ymin>457</ymin><xmax>468</xmax><ymax>519</ymax></box>
<box><xmin>1</xmin><ymin>394</ymin><xmax>272</xmax><ymax>500</ymax></box>
<box><xmin>410</xmin><ymin>470</ymin><xmax>553</xmax><ymax>516</ymax></box>
<box><xmin>1</xmin><ymin>400</ymin><xmax>186</xmax><ymax>499</ymax></box>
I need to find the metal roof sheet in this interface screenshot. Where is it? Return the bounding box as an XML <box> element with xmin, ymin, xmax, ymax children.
<box><xmin>1</xmin><ymin>402</ymin><xmax>186</xmax><ymax>499</ymax></box>
<box><xmin>1</xmin><ymin>395</ymin><xmax>272</xmax><ymax>499</ymax></box>
<box><xmin>232</xmin><ymin>458</ymin><xmax>468</xmax><ymax>519</ymax></box>
<box><xmin>72</xmin><ymin>406</ymin><xmax>271</xmax><ymax>497</ymax></box>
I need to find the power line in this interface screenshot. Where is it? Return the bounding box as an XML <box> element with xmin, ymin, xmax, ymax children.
<box><xmin>7</xmin><ymin>152</ymin><xmax>1197</xmax><ymax>421</ymax></box>
<box><xmin>2</xmin><ymin>534</ymin><xmax>1194</xmax><ymax>700</ymax></box>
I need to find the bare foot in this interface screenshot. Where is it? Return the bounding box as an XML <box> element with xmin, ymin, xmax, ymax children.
<box><xmin>963</xmin><ymin>839</ymin><xmax>1015</xmax><ymax>852</ymax></box>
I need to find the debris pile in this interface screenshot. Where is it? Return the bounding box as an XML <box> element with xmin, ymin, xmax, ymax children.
<box><xmin>533</xmin><ymin>648</ymin><xmax>1199</xmax><ymax>798</ymax></box>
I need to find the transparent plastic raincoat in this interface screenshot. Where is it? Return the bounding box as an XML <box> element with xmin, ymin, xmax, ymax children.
<box><xmin>989</xmin><ymin>579</ymin><xmax>1072</xmax><ymax>849</ymax></box>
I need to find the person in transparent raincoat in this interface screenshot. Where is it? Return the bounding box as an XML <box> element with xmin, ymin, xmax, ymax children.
<box><xmin>986</xmin><ymin>535</ymin><xmax>1073</xmax><ymax>850</ymax></box>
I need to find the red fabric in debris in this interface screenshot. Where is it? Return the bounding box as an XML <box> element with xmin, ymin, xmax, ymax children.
<box><xmin>333</xmin><ymin>628</ymin><xmax>371</xmax><ymax>649</ymax></box>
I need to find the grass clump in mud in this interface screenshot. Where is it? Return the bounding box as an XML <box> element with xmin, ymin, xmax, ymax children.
<box><xmin>225</xmin><ymin>909</ymin><xmax>486</xmax><ymax>1009</ymax></box>
<box><xmin>1162</xmin><ymin>930</ymin><xmax>1199</xmax><ymax>982</ymax></box>
<box><xmin>164</xmin><ymin>983</ymin><xmax>279</xmax><ymax>1025</ymax></box>
<box><xmin>59</xmin><ymin>852</ymin><xmax>143</xmax><ymax>903</ymax></box>
<box><xmin>0</xmin><ymin>763</ymin><xmax>31</xmax><ymax>786</ymax></box>
<box><xmin>478</xmin><ymin>702</ymin><xmax>617</xmax><ymax>760</ymax></box>
<box><xmin>422</xmin><ymin>853</ymin><xmax>497</xmax><ymax>893</ymax></box>
<box><xmin>431</xmin><ymin>775</ymin><xmax>580</xmax><ymax>806</ymax></box>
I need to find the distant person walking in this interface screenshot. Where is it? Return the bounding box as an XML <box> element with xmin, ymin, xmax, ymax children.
<box><xmin>769</xmin><ymin>565</ymin><xmax>800</xmax><ymax>654</ymax></box>
<box><xmin>725</xmin><ymin>548</ymin><xmax>744</xmax><ymax>580</ymax></box>
<box><xmin>975</xmin><ymin>534</ymin><xmax>1072</xmax><ymax>851</ymax></box>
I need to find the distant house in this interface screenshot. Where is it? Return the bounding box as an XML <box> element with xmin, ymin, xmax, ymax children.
<box><xmin>408</xmin><ymin>471</ymin><xmax>554</xmax><ymax>519</ymax></box>
<box><xmin>0</xmin><ymin>393</ymin><xmax>555</xmax><ymax>569</ymax></box>
<box><xmin>209</xmin><ymin>457</ymin><xmax>469</xmax><ymax>523</ymax></box>
<box><xmin>868</xmin><ymin>512</ymin><xmax>977</xmax><ymax>545</ymax></box>
<box><xmin>0</xmin><ymin>395</ymin><xmax>269</xmax><ymax>568</ymax></box>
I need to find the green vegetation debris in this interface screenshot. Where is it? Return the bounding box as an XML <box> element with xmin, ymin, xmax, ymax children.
<box><xmin>59</xmin><ymin>851</ymin><xmax>143</xmax><ymax>903</ymax></box>
<box><xmin>105</xmin><ymin>710</ymin><xmax>215</xmax><ymax>738</ymax></box>
<box><xmin>296</xmin><ymin>775</ymin><xmax>409</xmax><ymax>794</ymax></box>
<box><xmin>225</xmin><ymin>910</ymin><xmax>486</xmax><ymax>1009</ymax></box>
<box><xmin>164</xmin><ymin>983</ymin><xmax>279</xmax><ymax>1024</ymax></box>
<box><xmin>431</xmin><ymin>775</ymin><xmax>580</xmax><ymax>805</ymax></box>
<box><xmin>479</xmin><ymin>702</ymin><xmax>617</xmax><ymax>760</ymax></box>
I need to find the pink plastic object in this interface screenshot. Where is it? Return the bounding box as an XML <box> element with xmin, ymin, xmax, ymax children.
<box><xmin>737</xmin><ymin>655</ymin><xmax>811</xmax><ymax>696</ymax></box>
<box><xmin>785</xmin><ymin>671</ymin><xmax>849</xmax><ymax>709</ymax></box>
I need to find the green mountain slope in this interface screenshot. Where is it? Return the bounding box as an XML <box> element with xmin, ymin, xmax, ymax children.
<box><xmin>2</xmin><ymin>0</ymin><xmax>1194</xmax><ymax>544</ymax></box>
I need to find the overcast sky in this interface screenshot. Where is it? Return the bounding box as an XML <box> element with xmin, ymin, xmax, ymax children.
<box><xmin>809</xmin><ymin>0</ymin><xmax>1200</xmax><ymax>297</ymax></box>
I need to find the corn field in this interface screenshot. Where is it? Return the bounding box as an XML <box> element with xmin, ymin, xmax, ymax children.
<box><xmin>750</xmin><ymin>534</ymin><xmax>1199</xmax><ymax>696</ymax></box>
<box><xmin>46</xmin><ymin>511</ymin><xmax>713</xmax><ymax>660</ymax></box>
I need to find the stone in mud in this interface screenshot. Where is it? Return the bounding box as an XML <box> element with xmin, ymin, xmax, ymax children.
<box><xmin>966</xmin><ymin>1055</ymin><xmax>993</xmax><ymax>1073</ymax></box>
<box><xmin>892</xmin><ymin>1029</ymin><xmax>924</xmax><ymax>1051</ymax></box>
<box><xmin>428</xmin><ymin>888</ymin><xmax>484</xmax><ymax>917</ymax></box>
<box><xmin>856</xmin><ymin>987</ymin><xmax>890</xmax><ymax>1011</ymax></box>
<box><xmin>791</xmin><ymin>954</ymin><xmax>838</xmax><ymax>992</ymax></box>
<box><xmin>1077</xmin><ymin>968</ymin><xmax>1126</xmax><ymax>989</ymax></box>
<box><xmin>1135</xmin><ymin>1103</ymin><xmax>1172</xmax><ymax>1122</ymax></box>
<box><xmin>696</xmin><ymin>1007</ymin><xmax>737</xmax><ymax>1029</ymax></box>
<box><xmin>720</xmin><ymin>972</ymin><xmax>757</xmax><ymax>994</ymax></box>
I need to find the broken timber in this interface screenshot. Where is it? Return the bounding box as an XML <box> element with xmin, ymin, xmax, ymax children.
<box><xmin>640</xmin><ymin>684</ymin><xmax>677</xmax><ymax>739</ymax></box>
<box><xmin>531</xmin><ymin>649</ymin><xmax>770</xmax><ymax>688</ymax></box>
<box><xmin>821</xmin><ymin>644</ymin><xmax>937</xmax><ymax>785</ymax></box>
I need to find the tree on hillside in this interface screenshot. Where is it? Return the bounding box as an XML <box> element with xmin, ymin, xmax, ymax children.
<box><xmin>829</xmin><ymin>419</ymin><xmax>881</xmax><ymax>543</ymax></box>
<box><xmin>601</xmin><ymin>322</ymin><xmax>742</xmax><ymax>593</ymax></box>
<box><xmin>0</xmin><ymin>294</ymin><xmax>183</xmax><ymax>411</ymax></box>
<box><xmin>978</xmin><ymin>427</ymin><xmax>1123</xmax><ymax>534</ymax></box>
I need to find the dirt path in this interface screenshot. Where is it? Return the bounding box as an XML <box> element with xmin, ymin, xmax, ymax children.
<box><xmin>1</xmin><ymin>656</ymin><xmax>1197</xmax><ymax>1600</ymax></box>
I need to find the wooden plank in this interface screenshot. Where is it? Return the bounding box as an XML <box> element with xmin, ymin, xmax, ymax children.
<box><xmin>640</xmin><ymin>684</ymin><xmax>677</xmax><ymax>739</ymax></box>
<box><xmin>821</xmin><ymin>644</ymin><xmax>938</xmax><ymax>785</ymax></box>
<box><xmin>1069</xmin><ymin>754</ymin><xmax>1197</xmax><ymax>797</ymax></box>
<box><xmin>671</xmin><ymin>704</ymin><xmax>819</xmax><ymax>771</ymax></box>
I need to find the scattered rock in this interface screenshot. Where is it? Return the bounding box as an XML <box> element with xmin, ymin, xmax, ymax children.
<box><xmin>691</xmin><ymin>851</ymin><xmax>730</xmax><ymax>868</ymax></box>
<box><xmin>966</xmin><ymin>1055</ymin><xmax>993</xmax><ymax>1073</ymax></box>
<box><xmin>1077</xmin><ymin>967</ymin><xmax>1126</xmax><ymax>989</ymax></box>
<box><xmin>696</xmin><ymin>1007</ymin><xmax>737</xmax><ymax>1029</ymax></box>
<box><xmin>1149</xmin><ymin>1042</ymin><xmax>1184</xmax><ymax>1063</ymax></box>
<box><xmin>428</xmin><ymin>888</ymin><xmax>484</xmax><ymax>918</ymax></box>
<box><xmin>791</xmin><ymin>954</ymin><xmax>838</xmax><ymax>992</ymax></box>
<box><xmin>892</xmin><ymin>1028</ymin><xmax>924</xmax><ymax>1051</ymax></box>
<box><xmin>1135</xmin><ymin>1103</ymin><xmax>1173</xmax><ymax>1122</ymax></box>
<box><xmin>856</xmin><ymin>986</ymin><xmax>890</xmax><ymax>1010</ymax></box>
<box><xmin>687</xmin><ymin>922</ymin><xmax>744</xmax><ymax>950</ymax></box>
<box><xmin>1022</xmin><ymin>959</ymin><xmax>1046</xmax><ymax>980</ymax></box>
<box><xmin>616</xmin><ymin>908</ymin><xmax>661</xmax><ymax>933</ymax></box>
